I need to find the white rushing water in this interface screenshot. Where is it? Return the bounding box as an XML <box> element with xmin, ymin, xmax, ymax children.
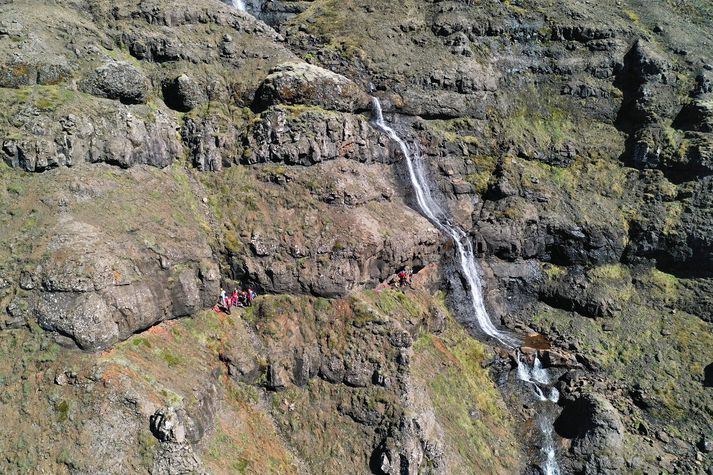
<box><xmin>370</xmin><ymin>97</ymin><xmax>560</xmax><ymax>474</ymax></box>
<box><xmin>371</xmin><ymin>98</ymin><xmax>518</xmax><ymax>348</ymax></box>
<box><xmin>548</xmin><ymin>387</ymin><xmax>560</xmax><ymax>404</ymax></box>
<box><xmin>517</xmin><ymin>353</ymin><xmax>562</xmax><ymax>473</ymax></box>
<box><xmin>516</xmin><ymin>354</ymin><xmax>548</xmax><ymax>401</ymax></box>
<box><xmin>540</xmin><ymin>417</ymin><xmax>561</xmax><ymax>475</ymax></box>
<box><xmin>231</xmin><ymin>0</ymin><xmax>246</xmax><ymax>11</ymax></box>
<box><xmin>517</xmin><ymin>354</ymin><xmax>550</xmax><ymax>385</ymax></box>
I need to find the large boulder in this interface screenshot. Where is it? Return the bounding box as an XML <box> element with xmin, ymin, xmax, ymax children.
<box><xmin>555</xmin><ymin>393</ymin><xmax>625</xmax><ymax>474</ymax></box>
<box><xmin>162</xmin><ymin>74</ymin><xmax>206</xmax><ymax>112</ymax></box>
<box><xmin>80</xmin><ymin>61</ymin><xmax>148</xmax><ymax>104</ymax></box>
<box><xmin>0</xmin><ymin>60</ymin><xmax>71</xmax><ymax>88</ymax></box>
<box><xmin>252</xmin><ymin>62</ymin><xmax>371</xmax><ymax>113</ymax></box>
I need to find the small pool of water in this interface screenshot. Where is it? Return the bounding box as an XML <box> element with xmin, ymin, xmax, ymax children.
<box><xmin>523</xmin><ymin>332</ymin><xmax>551</xmax><ymax>350</ymax></box>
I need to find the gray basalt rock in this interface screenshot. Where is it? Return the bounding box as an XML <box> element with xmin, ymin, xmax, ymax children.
<box><xmin>183</xmin><ymin>103</ymin><xmax>392</xmax><ymax>172</ymax></box>
<box><xmin>150</xmin><ymin>407</ymin><xmax>209</xmax><ymax>475</ymax></box>
<box><xmin>253</xmin><ymin>62</ymin><xmax>371</xmax><ymax>113</ymax></box>
<box><xmin>0</xmin><ymin>61</ymin><xmax>71</xmax><ymax>88</ymax></box>
<box><xmin>243</xmin><ymin>106</ymin><xmax>395</xmax><ymax>166</ymax></box>
<box><xmin>152</xmin><ymin>442</ymin><xmax>207</xmax><ymax>475</ymax></box>
<box><xmin>555</xmin><ymin>393</ymin><xmax>625</xmax><ymax>474</ymax></box>
<box><xmin>36</xmin><ymin>291</ymin><xmax>119</xmax><ymax>351</ymax></box>
<box><xmin>150</xmin><ymin>407</ymin><xmax>187</xmax><ymax>444</ymax></box>
<box><xmin>162</xmin><ymin>74</ymin><xmax>206</xmax><ymax>112</ymax></box>
<box><xmin>26</xmin><ymin>217</ymin><xmax>220</xmax><ymax>351</ymax></box>
<box><xmin>80</xmin><ymin>61</ymin><xmax>149</xmax><ymax>105</ymax></box>
<box><xmin>539</xmin><ymin>267</ymin><xmax>621</xmax><ymax>318</ymax></box>
<box><xmin>2</xmin><ymin>104</ymin><xmax>181</xmax><ymax>171</ymax></box>
<box><xmin>85</xmin><ymin>106</ymin><xmax>180</xmax><ymax>169</ymax></box>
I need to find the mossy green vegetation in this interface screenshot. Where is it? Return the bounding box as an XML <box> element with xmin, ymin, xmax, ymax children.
<box><xmin>102</xmin><ymin>310</ymin><xmax>299</xmax><ymax>473</ymax></box>
<box><xmin>531</xmin><ymin>277</ymin><xmax>713</xmax><ymax>427</ymax></box>
<box><xmin>1</xmin><ymin>287</ymin><xmax>520</xmax><ymax>473</ymax></box>
<box><xmin>624</xmin><ymin>9</ymin><xmax>640</xmax><ymax>23</ymax></box>
<box><xmin>198</xmin><ymin>164</ymin><xmax>260</xmax><ymax>254</ymax></box>
<box><xmin>427</xmin><ymin>117</ymin><xmax>481</xmax><ymax>145</ymax></box>
<box><xmin>502</xmin><ymin>102</ymin><xmax>576</xmax><ymax>149</ymax></box>
<box><xmin>493</xmin><ymin>154</ymin><xmax>632</xmax><ymax>241</ymax></box>
<box><xmin>465</xmin><ymin>155</ymin><xmax>499</xmax><ymax>194</ymax></box>
<box><xmin>0</xmin><ymin>328</ymin><xmax>97</xmax><ymax>473</ymax></box>
<box><xmin>413</xmin><ymin>307</ymin><xmax>521</xmax><ymax>474</ymax></box>
<box><xmin>503</xmin><ymin>0</ymin><xmax>527</xmax><ymax>15</ymax></box>
<box><xmin>203</xmin><ymin>390</ymin><xmax>298</xmax><ymax>475</ymax></box>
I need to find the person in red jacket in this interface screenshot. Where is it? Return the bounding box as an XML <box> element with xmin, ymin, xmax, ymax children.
<box><xmin>398</xmin><ymin>270</ymin><xmax>408</xmax><ymax>288</ymax></box>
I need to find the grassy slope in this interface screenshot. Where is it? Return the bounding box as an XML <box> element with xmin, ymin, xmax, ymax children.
<box><xmin>413</xmin><ymin>309</ymin><xmax>522</xmax><ymax>474</ymax></box>
<box><xmin>0</xmin><ymin>283</ymin><xmax>521</xmax><ymax>473</ymax></box>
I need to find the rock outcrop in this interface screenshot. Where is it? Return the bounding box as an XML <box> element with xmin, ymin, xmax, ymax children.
<box><xmin>555</xmin><ymin>393</ymin><xmax>625</xmax><ymax>474</ymax></box>
<box><xmin>80</xmin><ymin>61</ymin><xmax>149</xmax><ymax>105</ymax></box>
<box><xmin>253</xmin><ymin>62</ymin><xmax>372</xmax><ymax>113</ymax></box>
<box><xmin>2</xmin><ymin>102</ymin><xmax>182</xmax><ymax>172</ymax></box>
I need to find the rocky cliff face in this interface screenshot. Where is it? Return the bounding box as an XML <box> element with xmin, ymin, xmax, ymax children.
<box><xmin>1</xmin><ymin>0</ymin><xmax>712</xmax><ymax>473</ymax></box>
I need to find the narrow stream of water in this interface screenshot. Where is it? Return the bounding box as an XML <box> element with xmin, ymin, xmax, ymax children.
<box><xmin>371</xmin><ymin>98</ymin><xmax>561</xmax><ymax>474</ymax></box>
<box><xmin>372</xmin><ymin>97</ymin><xmax>518</xmax><ymax>348</ymax></box>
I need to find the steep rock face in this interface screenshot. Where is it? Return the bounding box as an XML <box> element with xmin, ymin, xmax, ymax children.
<box><xmin>266</xmin><ymin>1</ymin><xmax>713</xmax><ymax>473</ymax></box>
<box><xmin>1</xmin><ymin>0</ymin><xmax>712</xmax><ymax>473</ymax></box>
<box><xmin>244</xmin><ymin>106</ymin><xmax>393</xmax><ymax>166</ymax></box>
<box><xmin>0</xmin><ymin>288</ymin><xmax>521</xmax><ymax>474</ymax></box>
<box><xmin>614</xmin><ymin>41</ymin><xmax>713</xmax><ymax>178</ymax></box>
<box><xmin>1</xmin><ymin>98</ymin><xmax>182</xmax><ymax>172</ymax></box>
<box><xmin>32</xmin><ymin>232</ymin><xmax>219</xmax><ymax>350</ymax></box>
<box><xmin>227</xmin><ymin>291</ymin><xmax>521</xmax><ymax>474</ymax></box>
<box><xmin>0</xmin><ymin>0</ymin><xmax>295</xmax><ymax>172</ymax></box>
<box><xmin>1</xmin><ymin>165</ymin><xmax>220</xmax><ymax>351</ymax></box>
<box><xmin>204</xmin><ymin>159</ymin><xmax>444</xmax><ymax>298</ymax></box>
<box><xmin>183</xmin><ymin>104</ymin><xmax>394</xmax><ymax>172</ymax></box>
<box><xmin>232</xmin><ymin>0</ymin><xmax>311</xmax><ymax>27</ymax></box>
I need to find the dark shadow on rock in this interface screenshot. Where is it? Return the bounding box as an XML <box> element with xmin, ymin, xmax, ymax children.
<box><xmin>554</xmin><ymin>397</ymin><xmax>591</xmax><ymax>439</ymax></box>
<box><xmin>368</xmin><ymin>442</ymin><xmax>388</xmax><ymax>475</ymax></box>
<box><xmin>613</xmin><ymin>43</ymin><xmax>645</xmax><ymax>135</ymax></box>
<box><xmin>704</xmin><ymin>363</ymin><xmax>713</xmax><ymax>388</ymax></box>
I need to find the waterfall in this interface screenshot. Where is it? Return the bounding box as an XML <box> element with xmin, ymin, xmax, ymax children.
<box><xmin>517</xmin><ymin>353</ymin><xmax>562</xmax><ymax>474</ymax></box>
<box><xmin>548</xmin><ymin>387</ymin><xmax>560</xmax><ymax>403</ymax></box>
<box><xmin>516</xmin><ymin>354</ymin><xmax>547</xmax><ymax>401</ymax></box>
<box><xmin>540</xmin><ymin>416</ymin><xmax>561</xmax><ymax>475</ymax></box>
<box><xmin>370</xmin><ymin>97</ymin><xmax>561</xmax><ymax>474</ymax></box>
<box><xmin>231</xmin><ymin>0</ymin><xmax>246</xmax><ymax>11</ymax></box>
<box><xmin>517</xmin><ymin>354</ymin><xmax>550</xmax><ymax>385</ymax></box>
<box><xmin>532</xmin><ymin>354</ymin><xmax>550</xmax><ymax>384</ymax></box>
<box><xmin>371</xmin><ymin>98</ymin><xmax>518</xmax><ymax>348</ymax></box>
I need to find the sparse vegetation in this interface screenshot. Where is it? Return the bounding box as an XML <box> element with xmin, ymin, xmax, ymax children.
<box><xmin>413</xmin><ymin>308</ymin><xmax>521</xmax><ymax>473</ymax></box>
